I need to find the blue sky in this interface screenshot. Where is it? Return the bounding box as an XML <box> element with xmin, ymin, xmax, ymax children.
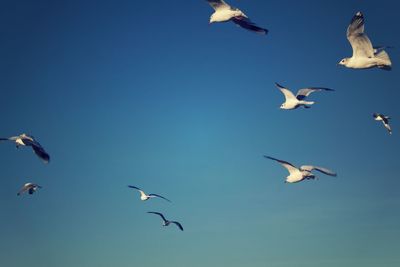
<box><xmin>0</xmin><ymin>0</ymin><xmax>399</xmax><ymax>266</ymax></box>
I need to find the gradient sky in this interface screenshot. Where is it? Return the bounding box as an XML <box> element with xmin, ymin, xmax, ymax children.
<box><xmin>1</xmin><ymin>1</ymin><xmax>399</xmax><ymax>266</ymax></box>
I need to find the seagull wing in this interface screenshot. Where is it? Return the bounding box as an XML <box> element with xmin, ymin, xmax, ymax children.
<box><xmin>149</xmin><ymin>194</ymin><xmax>171</xmax><ymax>202</ymax></box>
<box><xmin>300</xmin><ymin>165</ymin><xmax>337</xmax><ymax>177</ymax></box>
<box><xmin>127</xmin><ymin>185</ymin><xmax>141</xmax><ymax>191</ymax></box>
<box><xmin>17</xmin><ymin>185</ymin><xmax>29</xmax><ymax>196</ymax></box>
<box><xmin>347</xmin><ymin>12</ymin><xmax>374</xmax><ymax>58</ymax></box>
<box><xmin>231</xmin><ymin>16</ymin><xmax>268</xmax><ymax>35</ymax></box>
<box><xmin>31</xmin><ymin>145</ymin><xmax>50</xmax><ymax>163</ymax></box>
<box><xmin>171</xmin><ymin>221</ymin><xmax>184</xmax><ymax>231</ymax></box>
<box><xmin>147</xmin><ymin>212</ymin><xmax>167</xmax><ymax>223</ymax></box>
<box><xmin>264</xmin><ymin>156</ymin><xmax>299</xmax><ymax>175</ymax></box>
<box><xmin>382</xmin><ymin>121</ymin><xmax>392</xmax><ymax>134</ymax></box>
<box><xmin>206</xmin><ymin>0</ymin><xmax>230</xmax><ymax>11</ymax></box>
<box><xmin>275</xmin><ymin>83</ymin><xmax>297</xmax><ymax>102</ymax></box>
<box><xmin>296</xmin><ymin>87</ymin><xmax>334</xmax><ymax>100</ymax></box>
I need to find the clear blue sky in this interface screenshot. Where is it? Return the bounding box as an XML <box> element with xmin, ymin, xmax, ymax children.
<box><xmin>1</xmin><ymin>1</ymin><xmax>399</xmax><ymax>266</ymax></box>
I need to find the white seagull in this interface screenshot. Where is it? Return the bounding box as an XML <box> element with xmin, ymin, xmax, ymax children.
<box><xmin>127</xmin><ymin>185</ymin><xmax>171</xmax><ymax>202</ymax></box>
<box><xmin>0</xmin><ymin>133</ymin><xmax>50</xmax><ymax>163</ymax></box>
<box><xmin>339</xmin><ymin>12</ymin><xmax>392</xmax><ymax>70</ymax></box>
<box><xmin>206</xmin><ymin>0</ymin><xmax>268</xmax><ymax>35</ymax></box>
<box><xmin>17</xmin><ymin>183</ymin><xmax>42</xmax><ymax>196</ymax></box>
<box><xmin>373</xmin><ymin>113</ymin><xmax>392</xmax><ymax>135</ymax></box>
<box><xmin>147</xmin><ymin>212</ymin><xmax>184</xmax><ymax>231</ymax></box>
<box><xmin>264</xmin><ymin>156</ymin><xmax>337</xmax><ymax>183</ymax></box>
<box><xmin>275</xmin><ymin>83</ymin><xmax>334</xmax><ymax>110</ymax></box>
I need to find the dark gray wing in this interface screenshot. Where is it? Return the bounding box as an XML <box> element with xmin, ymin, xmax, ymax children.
<box><xmin>347</xmin><ymin>12</ymin><xmax>374</xmax><ymax>58</ymax></box>
<box><xmin>296</xmin><ymin>87</ymin><xmax>334</xmax><ymax>100</ymax></box>
<box><xmin>171</xmin><ymin>221</ymin><xmax>184</xmax><ymax>231</ymax></box>
<box><xmin>31</xmin><ymin>145</ymin><xmax>50</xmax><ymax>163</ymax></box>
<box><xmin>232</xmin><ymin>16</ymin><xmax>268</xmax><ymax>35</ymax></box>
<box><xmin>127</xmin><ymin>185</ymin><xmax>141</xmax><ymax>191</ymax></box>
<box><xmin>147</xmin><ymin>212</ymin><xmax>167</xmax><ymax>222</ymax></box>
<box><xmin>149</xmin><ymin>194</ymin><xmax>171</xmax><ymax>202</ymax></box>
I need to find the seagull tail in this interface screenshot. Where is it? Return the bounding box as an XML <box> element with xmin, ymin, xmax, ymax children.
<box><xmin>375</xmin><ymin>50</ymin><xmax>392</xmax><ymax>70</ymax></box>
<box><xmin>300</xmin><ymin>101</ymin><xmax>314</xmax><ymax>106</ymax></box>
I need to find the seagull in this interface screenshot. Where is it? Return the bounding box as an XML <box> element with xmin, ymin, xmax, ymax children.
<box><xmin>264</xmin><ymin>156</ymin><xmax>337</xmax><ymax>183</ymax></box>
<box><xmin>127</xmin><ymin>185</ymin><xmax>171</xmax><ymax>202</ymax></box>
<box><xmin>147</xmin><ymin>212</ymin><xmax>184</xmax><ymax>231</ymax></box>
<box><xmin>373</xmin><ymin>113</ymin><xmax>392</xmax><ymax>134</ymax></box>
<box><xmin>339</xmin><ymin>12</ymin><xmax>392</xmax><ymax>70</ymax></box>
<box><xmin>0</xmin><ymin>133</ymin><xmax>50</xmax><ymax>163</ymax></box>
<box><xmin>275</xmin><ymin>83</ymin><xmax>334</xmax><ymax>110</ymax></box>
<box><xmin>206</xmin><ymin>0</ymin><xmax>268</xmax><ymax>35</ymax></box>
<box><xmin>17</xmin><ymin>183</ymin><xmax>42</xmax><ymax>196</ymax></box>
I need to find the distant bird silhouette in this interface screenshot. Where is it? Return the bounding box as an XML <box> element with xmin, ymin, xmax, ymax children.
<box><xmin>147</xmin><ymin>212</ymin><xmax>183</xmax><ymax>231</ymax></box>
<box><xmin>17</xmin><ymin>183</ymin><xmax>42</xmax><ymax>196</ymax></box>
<box><xmin>127</xmin><ymin>185</ymin><xmax>171</xmax><ymax>202</ymax></box>
<box><xmin>206</xmin><ymin>0</ymin><xmax>268</xmax><ymax>34</ymax></box>
<box><xmin>0</xmin><ymin>133</ymin><xmax>50</xmax><ymax>163</ymax></box>
<box><xmin>275</xmin><ymin>83</ymin><xmax>334</xmax><ymax>110</ymax></box>
<box><xmin>339</xmin><ymin>12</ymin><xmax>391</xmax><ymax>70</ymax></box>
<box><xmin>264</xmin><ymin>156</ymin><xmax>337</xmax><ymax>183</ymax></box>
<box><xmin>373</xmin><ymin>113</ymin><xmax>392</xmax><ymax>135</ymax></box>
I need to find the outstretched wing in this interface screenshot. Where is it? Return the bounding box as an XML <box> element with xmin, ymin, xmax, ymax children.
<box><xmin>296</xmin><ymin>87</ymin><xmax>334</xmax><ymax>100</ymax></box>
<box><xmin>275</xmin><ymin>83</ymin><xmax>297</xmax><ymax>101</ymax></box>
<box><xmin>206</xmin><ymin>0</ymin><xmax>230</xmax><ymax>11</ymax></box>
<box><xmin>17</xmin><ymin>185</ymin><xmax>29</xmax><ymax>196</ymax></box>
<box><xmin>300</xmin><ymin>165</ymin><xmax>337</xmax><ymax>177</ymax></box>
<box><xmin>264</xmin><ymin>156</ymin><xmax>299</xmax><ymax>175</ymax></box>
<box><xmin>149</xmin><ymin>194</ymin><xmax>171</xmax><ymax>202</ymax></box>
<box><xmin>31</xmin><ymin>145</ymin><xmax>50</xmax><ymax>163</ymax></box>
<box><xmin>171</xmin><ymin>221</ymin><xmax>184</xmax><ymax>231</ymax></box>
<box><xmin>127</xmin><ymin>185</ymin><xmax>141</xmax><ymax>191</ymax></box>
<box><xmin>147</xmin><ymin>211</ymin><xmax>167</xmax><ymax>222</ymax></box>
<box><xmin>231</xmin><ymin>16</ymin><xmax>268</xmax><ymax>35</ymax></box>
<box><xmin>347</xmin><ymin>12</ymin><xmax>374</xmax><ymax>58</ymax></box>
<box><xmin>382</xmin><ymin>121</ymin><xmax>392</xmax><ymax>134</ymax></box>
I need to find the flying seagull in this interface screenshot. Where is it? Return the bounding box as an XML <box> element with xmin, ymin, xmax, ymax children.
<box><xmin>275</xmin><ymin>83</ymin><xmax>334</xmax><ymax>110</ymax></box>
<box><xmin>147</xmin><ymin>212</ymin><xmax>184</xmax><ymax>231</ymax></box>
<box><xmin>264</xmin><ymin>156</ymin><xmax>337</xmax><ymax>183</ymax></box>
<box><xmin>339</xmin><ymin>12</ymin><xmax>392</xmax><ymax>70</ymax></box>
<box><xmin>206</xmin><ymin>0</ymin><xmax>268</xmax><ymax>35</ymax></box>
<box><xmin>17</xmin><ymin>183</ymin><xmax>42</xmax><ymax>196</ymax></box>
<box><xmin>127</xmin><ymin>185</ymin><xmax>171</xmax><ymax>202</ymax></box>
<box><xmin>0</xmin><ymin>133</ymin><xmax>50</xmax><ymax>163</ymax></box>
<box><xmin>373</xmin><ymin>113</ymin><xmax>392</xmax><ymax>135</ymax></box>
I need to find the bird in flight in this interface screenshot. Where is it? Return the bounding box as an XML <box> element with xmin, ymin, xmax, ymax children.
<box><xmin>206</xmin><ymin>0</ymin><xmax>268</xmax><ymax>35</ymax></box>
<box><xmin>264</xmin><ymin>156</ymin><xmax>337</xmax><ymax>183</ymax></box>
<box><xmin>339</xmin><ymin>12</ymin><xmax>392</xmax><ymax>70</ymax></box>
<box><xmin>147</xmin><ymin>212</ymin><xmax>184</xmax><ymax>231</ymax></box>
<box><xmin>17</xmin><ymin>183</ymin><xmax>42</xmax><ymax>196</ymax></box>
<box><xmin>373</xmin><ymin>113</ymin><xmax>392</xmax><ymax>135</ymax></box>
<box><xmin>275</xmin><ymin>83</ymin><xmax>334</xmax><ymax>110</ymax></box>
<box><xmin>127</xmin><ymin>185</ymin><xmax>171</xmax><ymax>202</ymax></box>
<box><xmin>0</xmin><ymin>133</ymin><xmax>50</xmax><ymax>163</ymax></box>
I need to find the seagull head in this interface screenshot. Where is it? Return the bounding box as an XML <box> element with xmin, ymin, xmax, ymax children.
<box><xmin>338</xmin><ymin>58</ymin><xmax>349</xmax><ymax>66</ymax></box>
<box><xmin>279</xmin><ymin>103</ymin><xmax>286</xmax><ymax>109</ymax></box>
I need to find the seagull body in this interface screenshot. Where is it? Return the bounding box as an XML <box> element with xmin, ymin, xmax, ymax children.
<box><xmin>206</xmin><ymin>0</ymin><xmax>268</xmax><ymax>34</ymax></box>
<box><xmin>17</xmin><ymin>183</ymin><xmax>42</xmax><ymax>196</ymax></box>
<box><xmin>264</xmin><ymin>156</ymin><xmax>337</xmax><ymax>183</ymax></box>
<box><xmin>0</xmin><ymin>133</ymin><xmax>50</xmax><ymax>163</ymax></box>
<box><xmin>275</xmin><ymin>83</ymin><xmax>334</xmax><ymax>110</ymax></box>
<box><xmin>127</xmin><ymin>185</ymin><xmax>171</xmax><ymax>202</ymax></box>
<box><xmin>147</xmin><ymin>212</ymin><xmax>183</xmax><ymax>231</ymax></box>
<box><xmin>339</xmin><ymin>12</ymin><xmax>392</xmax><ymax>70</ymax></box>
<box><xmin>373</xmin><ymin>113</ymin><xmax>392</xmax><ymax>134</ymax></box>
